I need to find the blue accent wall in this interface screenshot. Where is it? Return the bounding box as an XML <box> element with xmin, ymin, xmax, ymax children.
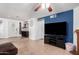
<box><xmin>44</xmin><ymin>10</ymin><xmax>73</xmax><ymax>43</ymax></box>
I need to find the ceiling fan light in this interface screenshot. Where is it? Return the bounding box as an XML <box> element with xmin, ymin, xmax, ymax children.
<box><xmin>41</xmin><ymin>3</ymin><xmax>45</xmax><ymax>9</ymax></box>
<box><xmin>46</xmin><ymin>3</ymin><xmax>50</xmax><ymax>8</ymax></box>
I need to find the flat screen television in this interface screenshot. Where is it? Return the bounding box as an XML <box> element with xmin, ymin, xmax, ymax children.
<box><xmin>45</xmin><ymin>22</ymin><xmax>67</xmax><ymax>35</ymax></box>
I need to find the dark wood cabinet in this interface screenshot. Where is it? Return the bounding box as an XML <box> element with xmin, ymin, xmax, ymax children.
<box><xmin>44</xmin><ymin>35</ymin><xmax>65</xmax><ymax>49</ymax></box>
<box><xmin>21</xmin><ymin>31</ymin><xmax>29</xmax><ymax>37</ymax></box>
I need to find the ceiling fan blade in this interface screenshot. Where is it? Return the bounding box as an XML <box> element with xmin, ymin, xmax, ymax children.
<box><xmin>34</xmin><ymin>5</ymin><xmax>41</xmax><ymax>11</ymax></box>
<box><xmin>34</xmin><ymin>3</ymin><xmax>53</xmax><ymax>12</ymax></box>
<box><xmin>48</xmin><ymin>6</ymin><xmax>52</xmax><ymax>12</ymax></box>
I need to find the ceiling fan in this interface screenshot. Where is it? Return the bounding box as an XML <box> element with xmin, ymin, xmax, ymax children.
<box><xmin>34</xmin><ymin>3</ymin><xmax>52</xmax><ymax>12</ymax></box>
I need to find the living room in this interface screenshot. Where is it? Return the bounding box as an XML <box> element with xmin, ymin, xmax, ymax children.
<box><xmin>0</xmin><ymin>3</ymin><xmax>79</xmax><ymax>55</ymax></box>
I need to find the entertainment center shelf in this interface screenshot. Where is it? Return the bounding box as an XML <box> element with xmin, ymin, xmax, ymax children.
<box><xmin>44</xmin><ymin>22</ymin><xmax>67</xmax><ymax>49</ymax></box>
<box><xmin>44</xmin><ymin>34</ymin><xmax>65</xmax><ymax>49</ymax></box>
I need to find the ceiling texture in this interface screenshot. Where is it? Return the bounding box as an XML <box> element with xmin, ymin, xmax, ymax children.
<box><xmin>31</xmin><ymin>3</ymin><xmax>79</xmax><ymax>18</ymax></box>
<box><xmin>0</xmin><ymin>3</ymin><xmax>38</xmax><ymax>20</ymax></box>
<box><xmin>0</xmin><ymin>3</ymin><xmax>79</xmax><ymax>20</ymax></box>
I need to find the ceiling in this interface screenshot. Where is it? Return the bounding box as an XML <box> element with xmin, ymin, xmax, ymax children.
<box><xmin>32</xmin><ymin>3</ymin><xmax>79</xmax><ymax>18</ymax></box>
<box><xmin>0</xmin><ymin>3</ymin><xmax>79</xmax><ymax>20</ymax></box>
<box><xmin>0</xmin><ymin>3</ymin><xmax>38</xmax><ymax>20</ymax></box>
<box><xmin>51</xmin><ymin>3</ymin><xmax>79</xmax><ymax>13</ymax></box>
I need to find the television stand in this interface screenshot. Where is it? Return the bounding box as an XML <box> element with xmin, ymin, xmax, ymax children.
<box><xmin>44</xmin><ymin>34</ymin><xmax>65</xmax><ymax>49</ymax></box>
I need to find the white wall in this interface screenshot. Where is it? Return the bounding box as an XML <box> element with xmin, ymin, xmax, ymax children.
<box><xmin>0</xmin><ymin>18</ymin><xmax>8</xmax><ymax>38</ymax></box>
<box><xmin>29</xmin><ymin>18</ymin><xmax>44</xmax><ymax>40</ymax></box>
<box><xmin>36</xmin><ymin>18</ymin><xmax>44</xmax><ymax>39</ymax></box>
<box><xmin>0</xmin><ymin>19</ymin><xmax>3</xmax><ymax>38</ymax></box>
<box><xmin>8</xmin><ymin>19</ymin><xmax>23</xmax><ymax>37</ymax></box>
<box><xmin>29</xmin><ymin>18</ymin><xmax>36</xmax><ymax>40</ymax></box>
<box><xmin>73</xmin><ymin>6</ymin><xmax>79</xmax><ymax>49</ymax></box>
<box><xmin>0</xmin><ymin>18</ymin><xmax>24</xmax><ymax>38</ymax></box>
